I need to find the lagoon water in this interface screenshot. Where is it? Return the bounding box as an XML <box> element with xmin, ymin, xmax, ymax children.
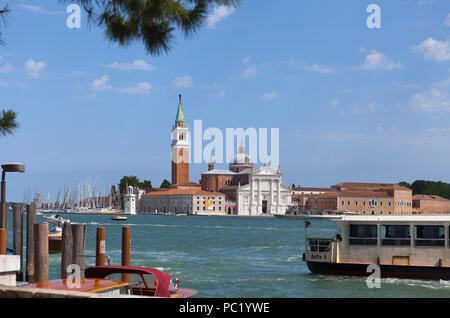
<box><xmin>7</xmin><ymin>214</ymin><xmax>450</xmax><ymax>297</ymax></box>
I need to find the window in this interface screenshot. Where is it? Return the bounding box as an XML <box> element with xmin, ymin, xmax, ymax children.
<box><xmin>349</xmin><ymin>224</ymin><xmax>378</xmax><ymax>245</ymax></box>
<box><xmin>415</xmin><ymin>225</ymin><xmax>445</xmax><ymax>247</ymax></box>
<box><xmin>381</xmin><ymin>225</ymin><xmax>411</xmax><ymax>246</ymax></box>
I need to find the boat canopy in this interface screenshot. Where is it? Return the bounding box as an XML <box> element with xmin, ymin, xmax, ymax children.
<box><xmin>84</xmin><ymin>266</ymin><xmax>171</xmax><ymax>297</ymax></box>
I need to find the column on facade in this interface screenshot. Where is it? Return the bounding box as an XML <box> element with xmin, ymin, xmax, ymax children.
<box><xmin>258</xmin><ymin>178</ymin><xmax>262</xmax><ymax>214</ymax></box>
<box><xmin>270</xmin><ymin>178</ymin><xmax>274</xmax><ymax>214</ymax></box>
<box><xmin>277</xmin><ymin>179</ymin><xmax>281</xmax><ymax>211</ymax></box>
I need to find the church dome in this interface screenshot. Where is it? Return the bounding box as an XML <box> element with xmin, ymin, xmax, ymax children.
<box><xmin>229</xmin><ymin>143</ymin><xmax>254</xmax><ymax>172</ymax></box>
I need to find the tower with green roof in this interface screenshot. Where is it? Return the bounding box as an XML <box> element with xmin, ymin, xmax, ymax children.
<box><xmin>171</xmin><ymin>94</ymin><xmax>190</xmax><ymax>185</ymax></box>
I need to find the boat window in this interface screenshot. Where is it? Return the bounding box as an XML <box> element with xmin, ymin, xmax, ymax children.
<box><xmin>415</xmin><ymin>225</ymin><xmax>445</xmax><ymax>247</ymax></box>
<box><xmin>349</xmin><ymin>224</ymin><xmax>377</xmax><ymax>245</ymax></box>
<box><xmin>381</xmin><ymin>225</ymin><xmax>410</xmax><ymax>246</ymax></box>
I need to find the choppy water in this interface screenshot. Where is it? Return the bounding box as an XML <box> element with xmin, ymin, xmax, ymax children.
<box><xmin>6</xmin><ymin>214</ymin><xmax>450</xmax><ymax>297</ymax></box>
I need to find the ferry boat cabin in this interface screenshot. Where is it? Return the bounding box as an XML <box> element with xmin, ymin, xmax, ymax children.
<box><xmin>303</xmin><ymin>215</ymin><xmax>450</xmax><ymax>280</ymax></box>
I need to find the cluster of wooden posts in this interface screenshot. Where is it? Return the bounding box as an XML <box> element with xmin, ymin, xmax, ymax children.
<box><xmin>0</xmin><ymin>204</ymin><xmax>132</xmax><ymax>284</ymax></box>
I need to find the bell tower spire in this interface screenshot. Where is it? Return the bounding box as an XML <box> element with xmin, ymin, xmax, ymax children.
<box><xmin>171</xmin><ymin>94</ymin><xmax>190</xmax><ymax>185</ymax></box>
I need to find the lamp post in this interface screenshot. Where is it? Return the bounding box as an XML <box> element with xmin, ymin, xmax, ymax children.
<box><xmin>1</xmin><ymin>162</ymin><xmax>25</xmax><ymax>229</ymax></box>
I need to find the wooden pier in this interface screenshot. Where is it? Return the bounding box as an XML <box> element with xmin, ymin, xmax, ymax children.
<box><xmin>0</xmin><ymin>204</ymin><xmax>135</xmax><ymax>297</ymax></box>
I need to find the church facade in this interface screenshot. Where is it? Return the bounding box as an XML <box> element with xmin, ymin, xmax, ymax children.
<box><xmin>200</xmin><ymin>144</ymin><xmax>293</xmax><ymax>216</ymax></box>
<box><xmin>236</xmin><ymin>166</ymin><xmax>292</xmax><ymax>216</ymax></box>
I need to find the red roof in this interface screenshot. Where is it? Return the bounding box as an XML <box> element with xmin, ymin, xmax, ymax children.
<box><xmin>143</xmin><ymin>188</ymin><xmax>224</xmax><ymax>197</ymax></box>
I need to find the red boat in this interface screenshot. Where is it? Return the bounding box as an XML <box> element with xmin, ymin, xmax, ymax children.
<box><xmin>23</xmin><ymin>265</ymin><xmax>197</xmax><ymax>298</ymax></box>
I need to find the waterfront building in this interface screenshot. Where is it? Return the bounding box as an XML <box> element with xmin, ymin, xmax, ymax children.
<box><xmin>412</xmin><ymin>195</ymin><xmax>450</xmax><ymax>214</ymax></box>
<box><xmin>123</xmin><ymin>185</ymin><xmax>143</xmax><ymax>215</ymax></box>
<box><xmin>235</xmin><ymin>165</ymin><xmax>292</xmax><ymax>216</ymax></box>
<box><xmin>292</xmin><ymin>182</ymin><xmax>414</xmax><ymax>215</ymax></box>
<box><xmin>138</xmin><ymin>188</ymin><xmax>226</xmax><ymax>215</ymax></box>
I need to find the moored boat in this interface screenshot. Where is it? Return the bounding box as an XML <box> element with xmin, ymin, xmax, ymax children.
<box><xmin>303</xmin><ymin>215</ymin><xmax>450</xmax><ymax>280</ymax></box>
<box><xmin>111</xmin><ymin>215</ymin><xmax>128</xmax><ymax>221</ymax></box>
<box><xmin>43</xmin><ymin>214</ymin><xmax>70</xmax><ymax>253</ymax></box>
<box><xmin>22</xmin><ymin>265</ymin><xmax>197</xmax><ymax>298</ymax></box>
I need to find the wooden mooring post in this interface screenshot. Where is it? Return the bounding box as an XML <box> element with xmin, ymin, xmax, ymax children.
<box><xmin>0</xmin><ymin>228</ymin><xmax>6</xmax><ymax>255</ymax></box>
<box><xmin>72</xmin><ymin>224</ymin><xmax>86</xmax><ymax>280</ymax></box>
<box><xmin>34</xmin><ymin>223</ymin><xmax>48</xmax><ymax>283</ymax></box>
<box><xmin>13</xmin><ymin>204</ymin><xmax>24</xmax><ymax>281</ymax></box>
<box><xmin>121</xmin><ymin>226</ymin><xmax>130</xmax><ymax>282</ymax></box>
<box><xmin>96</xmin><ymin>227</ymin><xmax>105</xmax><ymax>267</ymax></box>
<box><xmin>26</xmin><ymin>204</ymin><xmax>36</xmax><ymax>282</ymax></box>
<box><xmin>60</xmin><ymin>222</ymin><xmax>73</xmax><ymax>279</ymax></box>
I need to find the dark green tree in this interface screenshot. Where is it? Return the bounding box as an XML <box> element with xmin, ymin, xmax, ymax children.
<box><xmin>410</xmin><ymin>180</ymin><xmax>450</xmax><ymax>199</ymax></box>
<box><xmin>118</xmin><ymin>175</ymin><xmax>141</xmax><ymax>194</ymax></box>
<box><xmin>61</xmin><ymin>0</ymin><xmax>240</xmax><ymax>56</ymax></box>
<box><xmin>139</xmin><ymin>180</ymin><xmax>152</xmax><ymax>188</ymax></box>
<box><xmin>160</xmin><ymin>179</ymin><xmax>171</xmax><ymax>189</ymax></box>
<box><xmin>0</xmin><ymin>109</ymin><xmax>19</xmax><ymax>137</ymax></box>
<box><xmin>0</xmin><ymin>8</ymin><xmax>19</xmax><ymax>137</ymax></box>
<box><xmin>398</xmin><ymin>181</ymin><xmax>411</xmax><ymax>188</ymax></box>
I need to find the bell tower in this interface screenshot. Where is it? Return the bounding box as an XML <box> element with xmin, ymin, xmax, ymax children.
<box><xmin>171</xmin><ymin>94</ymin><xmax>190</xmax><ymax>185</ymax></box>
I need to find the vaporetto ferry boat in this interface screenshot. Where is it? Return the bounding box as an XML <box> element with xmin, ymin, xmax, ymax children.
<box><xmin>303</xmin><ymin>215</ymin><xmax>450</xmax><ymax>280</ymax></box>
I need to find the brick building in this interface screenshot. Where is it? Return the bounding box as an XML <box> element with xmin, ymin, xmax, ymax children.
<box><xmin>412</xmin><ymin>195</ymin><xmax>450</xmax><ymax>214</ymax></box>
<box><xmin>291</xmin><ymin>182</ymin><xmax>414</xmax><ymax>215</ymax></box>
<box><xmin>139</xmin><ymin>188</ymin><xmax>226</xmax><ymax>215</ymax></box>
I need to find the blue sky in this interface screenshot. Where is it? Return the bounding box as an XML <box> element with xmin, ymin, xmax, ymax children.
<box><xmin>1</xmin><ymin>0</ymin><xmax>450</xmax><ymax>202</ymax></box>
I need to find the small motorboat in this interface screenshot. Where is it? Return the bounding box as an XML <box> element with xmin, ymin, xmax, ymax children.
<box><xmin>22</xmin><ymin>265</ymin><xmax>197</xmax><ymax>298</ymax></box>
<box><xmin>111</xmin><ymin>215</ymin><xmax>128</xmax><ymax>221</ymax></box>
<box><xmin>43</xmin><ymin>214</ymin><xmax>70</xmax><ymax>253</ymax></box>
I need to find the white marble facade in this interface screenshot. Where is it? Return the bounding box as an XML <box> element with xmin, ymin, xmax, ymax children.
<box><xmin>236</xmin><ymin>166</ymin><xmax>292</xmax><ymax>216</ymax></box>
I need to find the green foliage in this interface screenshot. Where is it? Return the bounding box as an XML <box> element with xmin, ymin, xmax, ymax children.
<box><xmin>160</xmin><ymin>179</ymin><xmax>172</xmax><ymax>189</ymax></box>
<box><xmin>398</xmin><ymin>181</ymin><xmax>411</xmax><ymax>188</ymax></box>
<box><xmin>410</xmin><ymin>180</ymin><xmax>450</xmax><ymax>199</ymax></box>
<box><xmin>119</xmin><ymin>176</ymin><xmax>153</xmax><ymax>194</ymax></box>
<box><xmin>61</xmin><ymin>0</ymin><xmax>240</xmax><ymax>56</ymax></box>
<box><xmin>140</xmin><ymin>179</ymin><xmax>152</xmax><ymax>188</ymax></box>
<box><xmin>0</xmin><ymin>109</ymin><xmax>19</xmax><ymax>137</ymax></box>
<box><xmin>0</xmin><ymin>5</ymin><xmax>9</xmax><ymax>45</ymax></box>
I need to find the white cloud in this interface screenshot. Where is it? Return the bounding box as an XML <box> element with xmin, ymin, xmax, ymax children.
<box><xmin>172</xmin><ymin>75</ymin><xmax>194</xmax><ymax>88</ymax></box>
<box><xmin>24</xmin><ymin>58</ymin><xmax>46</xmax><ymax>78</ymax></box>
<box><xmin>376</xmin><ymin>127</ymin><xmax>384</xmax><ymax>133</ymax></box>
<box><xmin>290</xmin><ymin>61</ymin><xmax>335</xmax><ymax>74</ymax></box>
<box><xmin>413</xmin><ymin>38</ymin><xmax>450</xmax><ymax>62</ymax></box>
<box><xmin>18</xmin><ymin>4</ymin><xmax>63</xmax><ymax>15</ymax></box>
<box><xmin>207</xmin><ymin>5</ymin><xmax>235</xmax><ymax>29</ymax></box>
<box><xmin>445</xmin><ymin>13</ymin><xmax>450</xmax><ymax>27</ymax></box>
<box><xmin>91</xmin><ymin>75</ymin><xmax>112</xmax><ymax>91</ymax></box>
<box><xmin>330</xmin><ymin>99</ymin><xmax>339</xmax><ymax>108</ymax></box>
<box><xmin>241</xmin><ymin>65</ymin><xmax>258</xmax><ymax>79</ymax></box>
<box><xmin>106</xmin><ymin>60</ymin><xmax>155</xmax><ymax>71</ymax></box>
<box><xmin>360</xmin><ymin>50</ymin><xmax>402</xmax><ymax>70</ymax></box>
<box><xmin>410</xmin><ymin>88</ymin><xmax>450</xmax><ymax>112</ymax></box>
<box><xmin>117</xmin><ymin>82</ymin><xmax>152</xmax><ymax>94</ymax></box>
<box><xmin>260</xmin><ymin>91</ymin><xmax>277</xmax><ymax>101</ymax></box>
<box><xmin>242</xmin><ymin>56</ymin><xmax>251</xmax><ymax>64</ymax></box>
<box><xmin>307</xmin><ymin>64</ymin><xmax>334</xmax><ymax>74</ymax></box>
<box><xmin>0</xmin><ymin>56</ymin><xmax>13</xmax><ymax>73</ymax></box>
